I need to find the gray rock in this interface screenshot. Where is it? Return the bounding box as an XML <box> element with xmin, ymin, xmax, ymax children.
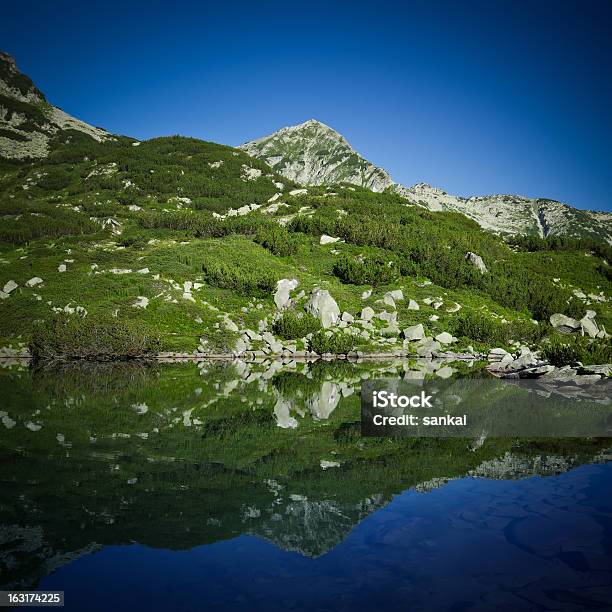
<box><xmin>407</xmin><ymin>299</ymin><xmax>420</xmax><ymax>310</ymax></box>
<box><xmin>435</xmin><ymin>332</ymin><xmax>456</xmax><ymax>345</ymax></box>
<box><xmin>403</xmin><ymin>323</ymin><xmax>425</xmax><ymax>341</ymax></box>
<box><xmin>341</xmin><ymin>311</ymin><xmax>354</xmax><ymax>323</ymax></box>
<box><xmin>488</xmin><ymin>348</ymin><xmax>510</xmax><ymax>362</ymax></box>
<box><xmin>382</xmin><ymin>294</ymin><xmax>396</xmax><ymax>308</ymax></box>
<box><xmin>274</xmin><ymin>278</ymin><xmax>299</xmax><ymax>309</ymax></box>
<box><xmin>262</xmin><ymin>331</ymin><xmax>283</xmax><ymax>353</ymax></box>
<box><xmin>578</xmin><ymin>364</ymin><xmax>611</xmax><ymax>376</ymax></box>
<box><xmin>305</xmin><ymin>288</ymin><xmax>340</xmax><ymax>328</ymax></box>
<box><xmin>465</xmin><ymin>252</ymin><xmax>487</xmax><ymax>273</ymax></box>
<box><xmin>539</xmin><ymin>366</ymin><xmax>578</xmax><ymax>383</ymax></box>
<box><xmin>361</xmin><ymin>306</ymin><xmax>375</xmax><ymax>321</ymax></box>
<box><xmin>416</xmin><ymin>338</ymin><xmax>441</xmax><ymax>358</ymax></box>
<box><xmin>580</xmin><ymin>315</ymin><xmax>599</xmax><ymax>338</ymax></box>
<box><xmin>320</xmin><ymin>234</ymin><xmax>341</xmax><ymax>245</ymax></box>
<box><xmin>234</xmin><ymin>338</ymin><xmax>249</xmax><ymax>355</ymax></box>
<box><xmin>386</xmin><ymin>289</ymin><xmax>404</xmax><ymax>301</ymax></box>
<box><xmin>244</xmin><ymin>329</ymin><xmax>262</xmax><ymax>341</ymax></box>
<box><xmin>550</xmin><ymin>313</ymin><xmax>581</xmax><ymax>333</ymax></box>
<box><xmin>3</xmin><ymin>280</ymin><xmax>18</xmax><ymax>294</ymax></box>
<box><xmin>377</xmin><ymin>311</ymin><xmax>397</xmax><ymax>325</ymax></box>
<box><xmin>508</xmin><ymin>352</ymin><xmax>540</xmax><ymax>370</ymax></box>
<box><xmin>222</xmin><ymin>316</ymin><xmax>239</xmax><ymax>332</ymax></box>
<box><xmin>517</xmin><ymin>365</ymin><xmax>556</xmax><ymax>378</ymax></box>
<box><xmin>25</xmin><ymin>277</ymin><xmax>43</xmax><ymax>287</ymax></box>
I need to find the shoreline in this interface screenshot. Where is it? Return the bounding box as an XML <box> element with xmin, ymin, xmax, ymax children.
<box><xmin>0</xmin><ymin>351</ymin><xmax>486</xmax><ymax>363</ymax></box>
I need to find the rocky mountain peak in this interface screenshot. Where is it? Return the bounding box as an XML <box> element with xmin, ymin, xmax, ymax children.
<box><xmin>240</xmin><ymin>119</ymin><xmax>396</xmax><ymax>192</ymax></box>
<box><xmin>0</xmin><ymin>51</ymin><xmax>17</xmax><ymax>71</ymax></box>
<box><xmin>243</xmin><ymin>121</ymin><xmax>612</xmax><ymax>243</ymax></box>
<box><xmin>0</xmin><ymin>51</ymin><xmax>46</xmax><ymax>104</ymax></box>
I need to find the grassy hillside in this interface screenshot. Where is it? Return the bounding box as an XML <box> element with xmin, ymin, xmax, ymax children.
<box><xmin>0</xmin><ymin>134</ymin><xmax>610</xmax><ymax>360</ymax></box>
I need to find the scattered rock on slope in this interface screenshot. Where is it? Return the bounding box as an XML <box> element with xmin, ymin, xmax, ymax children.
<box><xmin>550</xmin><ymin>313</ymin><xmax>582</xmax><ymax>334</ymax></box>
<box><xmin>305</xmin><ymin>288</ymin><xmax>340</xmax><ymax>328</ymax></box>
<box><xmin>274</xmin><ymin>278</ymin><xmax>299</xmax><ymax>310</ymax></box>
<box><xmin>465</xmin><ymin>252</ymin><xmax>487</xmax><ymax>274</ymax></box>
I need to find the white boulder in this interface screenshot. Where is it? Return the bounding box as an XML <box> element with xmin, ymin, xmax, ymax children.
<box><xmin>550</xmin><ymin>313</ymin><xmax>581</xmax><ymax>334</ymax></box>
<box><xmin>132</xmin><ymin>296</ymin><xmax>149</xmax><ymax>309</ymax></box>
<box><xmin>274</xmin><ymin>278</ymin><xmax>299</xmax><ymax>310</ymax></box>
<box><xmin>403</xmin><ymin>324</ymin><xmax>425</xmax><ymax>341</ymax></box>
<box><xmin>305</xmin><ymin>288</ymin><xmax>340</xmax><ymax>328</ymax></box>
<box><xmin>3</xmin><ymin>280</ymin><xmax>18</xmax><ymax>293</ymax></box>
<box><xmin>465</xmin><ymin>252</ymin><xmax>487</xmax><ymax>273</ymax></box>
<box><xmin>320</xmin><ymin>235</ymin><xmax>341</xmax><ymax>245</ymax></box>
<box><xmin>435</xmin><ymin>332</ymin><xmax>456</xmax><ymax>345</ymax></box>
<box><xmin>361</xmin><ymin>306</ymin><xmax>375</xmax><ymax>321</ymax></box>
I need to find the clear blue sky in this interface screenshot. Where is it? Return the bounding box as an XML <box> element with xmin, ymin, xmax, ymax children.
<box><xmin>2</xmin><ymin>0</ymin><xmax>611</xmax><ymax>211</ymax></box>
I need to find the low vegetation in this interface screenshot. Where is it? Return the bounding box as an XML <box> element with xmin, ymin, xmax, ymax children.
<box><xmin>30</xmin><ymin>315</ymin><xmax>161</xmax><ymax>360</ymax></box>
<box><xmin>0</xmin><ymin>135</ymin><xmax>610</xmax><ymax>360</ymax></box>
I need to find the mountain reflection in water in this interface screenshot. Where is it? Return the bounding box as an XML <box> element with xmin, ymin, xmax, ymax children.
<box><xmin>0</xmin><ymin>358</ymin><xmax>611</xmax><ymax>611</ymax></box>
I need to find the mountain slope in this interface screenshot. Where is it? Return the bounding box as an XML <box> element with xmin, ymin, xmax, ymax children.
<box><xmin>0</xmin><ymin>54</ymin><xmax>610</xmax><ymax>362</ymax></box>
<box><xmin>405</xmin><ymin>183</ymin><xmax>612</xmax><ymax>243</ymax></box>
<box><xmin>240</xmin><ymin>119</ymin><xmax>395</xmax><ymax>192</ymax></box>
<box><xmin>0</xmin><ymin>52</ymin><xmax>110</xmax><ymax>159</ymax></box>
<box><xmin>242</xmin><ymin>120</ymin><xmax>612</xmax><ymax>243</ymax></box>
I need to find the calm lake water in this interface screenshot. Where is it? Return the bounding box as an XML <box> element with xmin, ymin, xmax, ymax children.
<box><xmin>1</xmin><ymin>359</ymin><xmax>611</xmax><ymax>611</ymax></box>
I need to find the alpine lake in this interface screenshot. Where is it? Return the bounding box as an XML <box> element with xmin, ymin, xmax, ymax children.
<box><xmin>1</xmin><ymin>357</ymin><xmax>611</xmax><ymax>611</ymax></box>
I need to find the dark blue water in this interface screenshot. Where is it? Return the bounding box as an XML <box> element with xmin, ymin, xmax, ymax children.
<box><xmin>39</xmin><ymin>463</ymin><xmax>612</xmax><ymax>612</ymax></box>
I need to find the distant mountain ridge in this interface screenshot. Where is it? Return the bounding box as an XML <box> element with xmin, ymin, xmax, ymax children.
<box><xmin>242</xmin><ymin>119</ymin><xmax>612</xmax><ymax>243</ymax></box>
<box><xmin>1</xmin><ymin>51</ymin><xmax>610</xmax><ymax>243</ymax></box>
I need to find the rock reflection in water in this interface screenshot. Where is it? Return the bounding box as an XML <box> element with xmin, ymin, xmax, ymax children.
<box><xmin>0</xmin><ymin>358</ymin><xmax>610</xmax><ymax>596</ymax></box>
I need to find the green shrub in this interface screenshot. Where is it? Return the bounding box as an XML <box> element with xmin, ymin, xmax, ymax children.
<box><xmin>541</xmin><ymin>336</ymin><xmax>612</xmax><ymax>366</ymax></box>
<box><xmin>0</xmin><ymin>211</ymin><xmax>98</xmax><ymax>244</ymax></box>
<box><xmin>273</xmin><ymin>312</ymin><xmax>321</xmax><ymax>339</ymax></box>
<box><xmin>254</xmin><ymin>225</ymin><xmax>298</xmax><ymax>257</ymax></box>
<box><xmin>333</xmin><ymin>255</ymin><xmax>399</xmax><ymax>286</ymax></box>
<box><xmin>309</xmin><ymin>330</ymin><xmax>355</xmax><ymax>354</ymax></box>
<box><xmin>449</xmin><ymin>311</ymin><xmax>510</xmax><ymax>344</ymax></box>
<box><xmin>30</xmin><ymin>315</ymin><xmax>161</xmax><ymax>360</ymax></box>
<box><xmin>36</xmin><ymin>168</ymin><xmax>73</xmax><ymax>191</ymax></box>
<box><xmin>200</xmin><ymin>259</ymin><xmax>276</xmax><ymax>295</ymax></box>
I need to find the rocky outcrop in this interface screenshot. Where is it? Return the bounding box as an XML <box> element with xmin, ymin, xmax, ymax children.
<box><xmin>550</xmin><ymin>311</ymin><xmax>609</xmax><ymax>338</ymax></box>
<box><xmin>550</xmin><ymin>313</ymin><xmax>580</xmax><ymax>333</ymax></box>
<box><xmin>274</xmin><ymin>279</ymin><xmax>299</xmax><ymax>310</ymax></box>
<box><xmin>465</xmin><ymin>252</ymin><xmax>487</xmax><ymax>274</ymax></box>
<box><xmin>405</xmin><ymin>183</ymin><xmax>612</xmax><ymax>244</ymax></box>
<box><xmin>304</xmin><ymin>288</ymin><xmax>340</xmax><ymax>328</ymax></box>
<box><xmin>0</xmin><ymin>53</ymin><xmax>110</xmax><ymax>160</ymax></box>
<box><xmin>240</xmin><ymin>119</ymin><xmax>396</xmax><ymax>192</ymax></box>
<box><xmin>241</xmin><ymin>119</ymin><xmax>612</xmax><ymax>243</ymax></box>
